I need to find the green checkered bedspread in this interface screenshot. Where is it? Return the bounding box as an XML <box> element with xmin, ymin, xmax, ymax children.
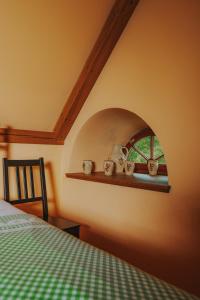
<box><xmin>0</xmin><ymin>214</ymin><xmax>198</xmax><ymax>300</ymax></box>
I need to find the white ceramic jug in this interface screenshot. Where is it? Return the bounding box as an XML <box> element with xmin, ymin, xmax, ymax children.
<box><xmin>111</xmin><ymin>144</ymin><xmax>129</xmax><ymax>173</ymax></box>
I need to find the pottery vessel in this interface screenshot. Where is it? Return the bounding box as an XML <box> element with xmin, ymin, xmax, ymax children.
<box><xmin>125</xmin><ymin>161</ymin><xmax>135</xmax><ymax>176</ymax></box>
<box><xmin>147</xmin><ymin>159</ymin><xmax>158</xmax><ymax>176</ymax></box>
<box><xmin>82</xmin><ymin>160</ymin><xmax>93</xmax><ymax>175</ymax></box>
<box><xmin>103</xmin><ymin>160</ymin><xmax>114</xmax><ymax>176</ymax></box>
<box><xmin>111</xmin><ymin>144</ymin><xmax>129</xmax><ymax>173</ymax></box>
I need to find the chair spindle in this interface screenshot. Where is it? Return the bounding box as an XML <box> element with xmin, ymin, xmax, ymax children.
<box><xmin>23</xmin><ymin>166</ymin><xmax>28</xmax><ymax>199</ymax></box>
<box><xmin>30</xmin><ymin>166</ymin><xmax>35</xmax><ymax>198</ymax></box>
<box><xmin>16</xmin><ymin>166</ymin><xmax>22</xmax><ymax>200</ymax></box>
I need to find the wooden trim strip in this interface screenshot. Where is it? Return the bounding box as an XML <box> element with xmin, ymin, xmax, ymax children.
<box><xmin>0</xmin><ymin>128</ymin><xmax>55</xmax><ymax>138</ymax></box>
<box><xmin>0</xmin><ymin>128</ymin><xmax>62</xmax><ymax>144</ymax></box>
<box><xmin>0</xmin><ymin>134</ymin><xmax>63</xmax><ymax>145</ymax></box>
<box><xmin>54</xmin><ymin>0</ymin><xmax>140</xmax><ymax>140</ymax></box>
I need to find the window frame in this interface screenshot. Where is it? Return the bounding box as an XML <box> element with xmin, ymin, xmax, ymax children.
<box><xmin>126</xmin><ymin>128</ymin><xmax>168</xmax><ymax>176</ymax></box>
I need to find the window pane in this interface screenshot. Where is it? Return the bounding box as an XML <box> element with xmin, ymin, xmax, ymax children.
<box><xmin>127</xmin><ymin>148</ymin><xmax>146</xmax><ymax>163</ymax></box>
<box><xmin>134</xmin><ymin>136</ymin><xmax>151</xmax><ymax>159</ymax></box>
<box><xmin>154</xmin><ymin>136</ymin><xmax>165</xmax><ymax>160</ymax></box>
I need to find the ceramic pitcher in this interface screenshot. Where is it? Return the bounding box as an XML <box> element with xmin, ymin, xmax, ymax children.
<box><xmin>111</xmin><ymin>144</ymin><xmax>129</xmax><ymax>173</ymax></box>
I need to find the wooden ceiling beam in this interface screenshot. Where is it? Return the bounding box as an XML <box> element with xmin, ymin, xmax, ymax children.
<box><xmin>54</xmin><ymin>0</ymin><xmax>140</xmax><ymax>140</ymax></box>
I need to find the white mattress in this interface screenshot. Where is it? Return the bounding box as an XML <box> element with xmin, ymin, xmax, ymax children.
<box><xmin>0</xmin><ymin>200</ymin><xmax>25</xmax><ymax>216</ymax></box>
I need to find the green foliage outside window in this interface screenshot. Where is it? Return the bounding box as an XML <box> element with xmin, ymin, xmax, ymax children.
<box><xmin>158</xmin><ymin>156</ymin><xmax>166</xmax><ymax>164</ymax></box>
<box><xmin>127</xmin><ymin>148</ymin><xmax>146</xmax><ymax>163</ymax></box>
<box><xmin>127</xmin><ymin>135</ymin><xmax>166</xmax><ymax>164</ymax></box>
<box><xmin>135</xmin><ymin>136</ymin><xmax>151</xmax><ymax>159</ymax></box>
<box><xmin>154</xmin><ymin>136</ymin><xmax>165</xmax><ymax>161</ymax></box>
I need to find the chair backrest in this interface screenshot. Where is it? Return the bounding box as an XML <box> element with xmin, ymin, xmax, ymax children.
<box><xmin>3</xmin><ymin>157</ymin><xmax>48</xmax><ymax>221</ymax></box>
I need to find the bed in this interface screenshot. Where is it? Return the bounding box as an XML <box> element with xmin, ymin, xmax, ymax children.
<box><xmin>0</xmin><ymin>200</ymin><xmax>198</xmax><ymax>300</ymax></box>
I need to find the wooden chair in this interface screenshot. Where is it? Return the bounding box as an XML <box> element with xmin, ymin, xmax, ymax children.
<box><xmin>3</xmin><ymin>157</ymin><xmax>48</xmax><ymax>221</ymax></box>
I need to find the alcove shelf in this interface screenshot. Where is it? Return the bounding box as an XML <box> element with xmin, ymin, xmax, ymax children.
<box><xmin>65</xmin><ymin>172</ymin><xmax>171</xmax><ymax>193</ymax></box>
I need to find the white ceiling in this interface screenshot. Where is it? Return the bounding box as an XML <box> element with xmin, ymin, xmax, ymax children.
<box><xmin>0</xmin><ymin>0</ymin><xmax>114</xmax><ymax>131</ymax></box>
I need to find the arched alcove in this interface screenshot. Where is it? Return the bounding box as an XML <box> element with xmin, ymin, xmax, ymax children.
<box><xmin>69</xmin><ymin>108</ymin><xmax>168</xmax><ymax>179</ymax></box>
<box><xmin>69</xmin><ymin>108</ymin><xmax>147</xmax><ymax>171</ymax></box>
<box><xmin>67</xmin><ymin>107</ymin><xmax>169</xmax><ymax>192</ymax></box>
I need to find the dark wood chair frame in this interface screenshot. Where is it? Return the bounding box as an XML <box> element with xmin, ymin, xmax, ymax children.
<box><xmin>3</xmin><ymin>157</ymin><xmax>48</xmax><ymax>221</ymax></box>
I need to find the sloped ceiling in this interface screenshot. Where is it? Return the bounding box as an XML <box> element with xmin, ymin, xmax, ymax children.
<box><xmin>0</xmin><ymin>0</ymin><xmax>114</xmax><ymax>131</ymax></box>
<box><xmin>0</xmin><ymin>0</ymin><xmax>139</xmax><ymax>144</ymax></box>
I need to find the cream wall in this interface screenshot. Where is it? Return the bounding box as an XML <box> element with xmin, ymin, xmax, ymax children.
<box><xmin>60</xmin><ymin>0</ymin><xmax>200</xmax><ymax>296</ymax></box>
<box><xmin>0</xmin><ymin>143</ymin><xmax>62</xmax><ymax>216</ymax></box>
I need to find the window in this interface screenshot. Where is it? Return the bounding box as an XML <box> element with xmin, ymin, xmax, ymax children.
<box><xmin>126</xmin><ymin>128</ymin><xmax>167</xmax><ymax>175</ymax></box>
